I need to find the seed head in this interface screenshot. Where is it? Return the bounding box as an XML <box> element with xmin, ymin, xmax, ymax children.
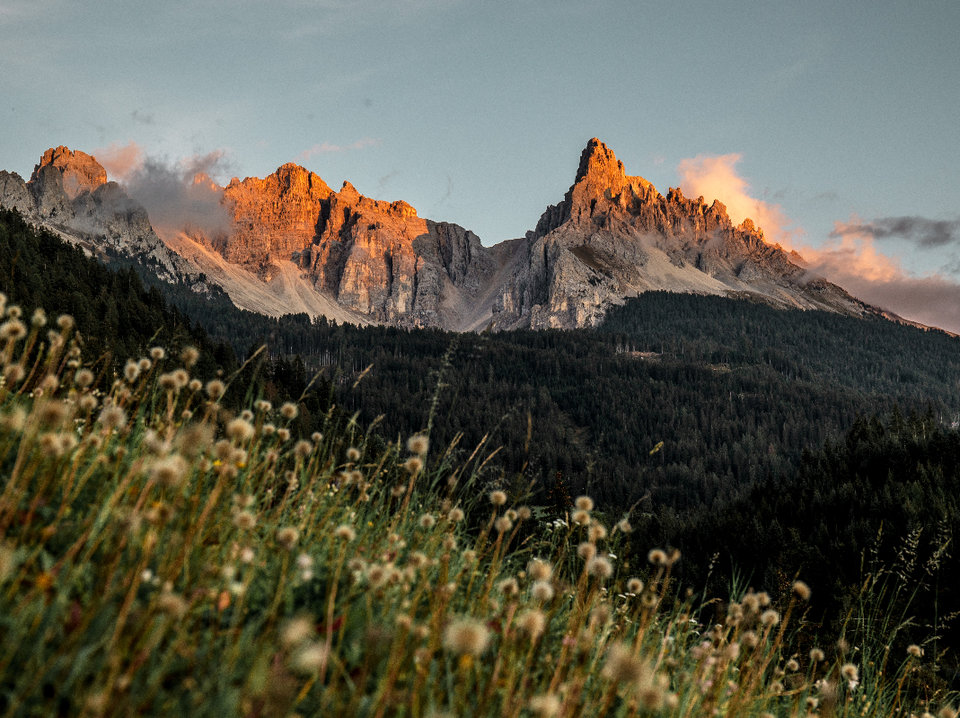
<box><xmin>406</xmin><ymin>433</ymin><xmax>429</xmax><ymax>455</ymax></box>
<box><xmin>627</xmin><ymin>578</ymin><xmax>644</xmax><ymax>594</ymax></box>
<box><xmin>276</xmin><ymin>526</ymin><xmax>299</xmax><ymax>549</ymax></box>
<box><xmin>517</xmin><ymin>609</ymin><xmax>547</xmax><ymax>639</ymax></box>
<box><xmin>404</xmin><ymin>456</ymin><xmax>423</xmax><ymax>474</ymax></box>
<box><xmin>840</xmin><ymin>663</ymin><xmax>859</xmax><ymax>682</ymax></box>
<box><xmin>792</xmin><ymin>580</ymin><xmax>812</xmax><ymax>601</ymax></box>
<box><xmin>150</xmin><ymin>454</ymin><xmax>189</xmax><ymax>488</ymax></box>
<box><xmin>489</xmin><ymin>490</ymin><xmax>507</xmax><ymax>506</ymax></box>
<box><xmin>419</xmin><ymin>513</ymin><xmax>436</xmax><ymax>529</ymax></box>
<box><xmin>574</xmin><ymin>495</ymin><xmax>594</xmax><ymax>512</ymax></box>
<box><xmin>233</xmin><ymin>510</ymin><xmax>257</xmax><ymax>530</ymax></box>
<box><xmin>571</xmin><ymin>509</ymin><xmax>591</xmax><ymax>526</ymax></box>
<box><xmin>760</xmin><ymin>609</ymin><xmax>780</xmax><ymax>628</ymax></box>
<box><xmin>527</xmin><ymin>558</ymin><xmax>553</xmax><ymax>581</ymax></box>
<box><xmin>616</xmin><ymin>518</ymin><xmax>633</xmax><ymax>533</ymax></box>
<box><xmin>205</xmin><ymin>379</ymin><xmax>226</xmax><ymax>400</ymax></box>
<box><xmin>280</xmin><ymin>402</ymin><xmax>298</xmax><ymax>420</ymax></box>
<box><xmin>587</xmin><ymin>555</ymin><xmax>614</xmax><ymax>580</ymax></box>
<box><xmin>602</xmin><ymin>643</ymin><xmax>647</xmax><ymax>685</ymax></box>
<box><xmin>528</xmin><ymin>693</ymin><xmax>561</xmax><ymax>717</ymax></box>
<box><xmin>74</xmin><ymin>368</ymin><xmax>94</xmax><ymax>388</ymax></box>
<box><xmin>150</xmin><ymin>347</ymin><xmax>166</xmax><ymax>361</ymax></box>
<box><xmin>442</xmin><ymin>617</ymin><xmax>491</xmax><ymax>656</ymax></box>
<box><xmin>334</xmin><ymin>524</ymin><xmax>356</xmax><ymax>542</ymax></box>
<box><xmin>531</xmin><ymin>580</ymin><xmax>555</xmax><ymax>602</ymax></box>
<box><xmin>291</xmin><ymin>641</ymin><xmax>329</xmax><ymax>675</ymax></box>
<box><xmin>907</xmin><ymin>644</ymin><xmax>923</xmax><ymax>658</ymax></box>
<box><xmin>280</xmin><ymin>615</ymin><xmax>315</xmax><ymax>648</ymax></box>
<box><xmin>181</xmin><ymin>346</ymin><xmax>200</xmax><ymax>367</ymax></box>
<box><xmin>226</xmin><ymin>418</ymin><xmax>255</xmax><ymax>444</ymax></box>
<box><xmin>809</xmin><ymin>647</ymin><xmax>825</xmax><ymax>662</ymax></box>
<box><xmin>447</xmin><ymin>507</ymin><xmax>465</xmax><ymax>522</ymax></box>
<box><xmin>577</xmin><ymin>542</ymin><xmax>597</xmax><ymax>561</ymax></box>
<box><xmin>497</xmin><ymin>577</ymin><xmax>520</xmax><ymax>597</ymax></box>
<box><xmin>495</xmin><ymin>516</ymin><xmax>513</xmax><ymax>533</ymax></box>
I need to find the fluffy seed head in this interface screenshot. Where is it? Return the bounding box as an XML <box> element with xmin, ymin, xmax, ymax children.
<box><xmin>205</xmin><ymin>379</ymin><xmax>226</xmax><ymax>400</ymax></box>
<box><xmin>840</xmin><ymin>663</ymin><xmax>859</xmax><ymax>682</ymax></box>
<box><xmin>404</xmin><ymin>456</ymin><xmax>423</xmax><ymax>474</ymax></box>
<box><xmin>489</xmin><ymin>490</ymin><xmax>507</xmax><ymax>506</ymax></box>
<box><xmin>406</xmin><ymin>433</ymin><xmax>429</xmax><ymax>455</ymax></box>
<box><xmin>291</xmin><ymin>642</ymin><xmax>329</xmax><ymax>675</ymax></box>
<box><xmin>442</xmin><ymin>617</ymin><xmax>491</xmax><ymax>656</ymax></box>
<box><xmin>528</xmin><ymin>693</ymin><xmax>561</xmax><ymax>717</ymax></box>
<box><xmin>809</xmin><ymin>647</ymin><xmax>825</xmax><ymax>662</ymax></box>
<box><xmin>531</xmin><ymin>580</ymin><xmax>555</xmax><ymax>603</ymax></box>
<box><xmin>280</xmin><ymin>615</ymin><xmax>315</xmax><ymax>648</ymax></box>
<box><xmin>448</xmin><ymin>507</ymin><xmax>465</xmax><ymax>522</ymax></box>
<box><xmin>517</xmin><ymin>609</ymin><xmax>547</xmax><ymax>639</ymax></box>
<box><xmin>577</xmin><ymin>542</ymin><xmax>597</xmax><ymax>561</ymax></box>
<box><xmin>792</xmin><ymin>580</ymin><xmax>812</xmax><ymax>601</ymax></box>
<box><xmin>907</xmin><ymin>644</ymin><xmax>923</xmax><ymax>658</ymax></box>
<box><xmin>334</xmin><ymin>524</ymin><xmax>356</xmax><ymax>542</ymax></box>
<box><xmin>627</xmin><ymin>578</ymin><xmax>644</xmax><ymax>594</ymax></box>
<box><xmin>602</xmin><ymin>643</ymin><xmax>647</xmax><ymax>685</ymax></box>
<box><xmin>276</xmin><ymin>526</ymin><xmax>299</xmax><ymax>549</ymax></box>
<box><xmin>571</xmin><ymin>509</ymin><xmax>591</xmax><ymax>526</ymax></box>
<box><xmin>760</xmin><ymin>609</ymin><xmax>780</xmax><ymax>628</ymax></box>
<box><xmin>648</xmin><ymin>549</ymin><xmax>667</xmax><ymax>565</ymax></box>
<box><xmin>495</xmin><ymin>516</ymin><xmax>513</xmax><ymax>533</ymax></box>
<box><xmin>574</xmin><ymin>495</ymin><xmax>594</xmax><ymax>511</ymax></box>
<box><xmin>527</xmin><ymin>558</ymin><xmax>553</xmax><ymax>582</ymax></box>
<box><xmin>587</xmin><ymin>556</ymin><xmax>614</xmax><ymax>580</ymax></box>
<box><xmin>150</xmin><ymin>454</ymin><xmax>189</xmax><ymax>488</ymax></box>
<box><xmin>280</xmin><ymin>402</ymin><xmax>298</xmax><ymax>420</ymax></box>
<box><xmin>419</xmin><ymin>513</ymin><xmax>436</xmax><ymax>529</ymax></box>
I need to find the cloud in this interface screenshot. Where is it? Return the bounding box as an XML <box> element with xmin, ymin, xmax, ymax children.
<box><xmin>676</xmin><ymin>153</ymin><xmax>960</xmax><ymax>334</ymax></box>
<box><xmin>94</xmin><ymin>143</ymin><xmax>233</xmax><ymax>241</ymax></box>
<box><xmin>831</xmin><ymin>216</ymin><xmax>960</xmax><ymax>248</ymax></box>
<box><xmin>93</xmin><ymin>142</ymin><xmax>145</xmax><ymax>183</ymax></box>
<box><xmin>297</xmin><ymin>137</ymin><xmax>381</xmax><ymax>162</ymax></box>
<box><xmin>676</xmin><ymin>153</ymin><xmax>798</xmax><ymax>247</ymax></box>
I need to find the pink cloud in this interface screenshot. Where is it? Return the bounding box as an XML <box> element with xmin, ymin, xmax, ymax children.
<box><xmin>92</xmin><ymin>141</ymin><xmax>145</xmax><ymax>183</ymax></box>
<box><xmin>297</xmin><ymin>137</ymin><xmax>381</xmax><ymax>162</ymax></box>
<box><xmin>676</xmin><ymin>154</ymin><xmax>960</xmax><ymax>334</ymax></box>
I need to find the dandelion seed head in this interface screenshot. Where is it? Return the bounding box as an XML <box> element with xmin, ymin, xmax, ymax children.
<box><xmin>334</xmin><ymin>524</ymin><xmax>356</xmax><ymax>542</ymax></box>
<box><xmin>205</xmin><ymin>379</ymin><xmax>226</xmax><ymax>400</ymax></box>
<box><xmin>760</xmin><ymin>609</ymin><xmax>780</xmax><ymax>628</ymax></box>
<box><xmin>442</xmin><ymin>617</ymin><xmax>490</xmax><ymax>656</ymax></box>
<box><xmin>518</xmin><ymin>608</ymin><xmax>547</xmax><ymax>639</ymax></box>
<box><xmin>527</xmin><ymin>559</ymin><xmax>553</xmax><ymax>582</ymax></box>
<box><xmin>577</xmin><ymin>542</ymin><xmax>597</xmax><ymax>561</ymax></box>
<box><xmin>489</xmin><ymin>490</ymin><xmax>507</xmax><ymax>506</ymax></box>
<box><xmin>280</xmin><ymin>402</ymin><xmax>298</xmax><ymax>420</ymax></box>
<box><xmin>495</xmin><ymin>516</ymin><xmax>513</xmax><ymax>533</ymax></box>
<box><xmin>531</xmin><ymin>580</ymin><xmax>555</xmax><ymax>603</ymax></box>
<box><xmin>587</xmin><ymin>555</ymin><xmax>614</xmax><ymax>580</ymax></box>
<box><xmin>575</xmin><ymin>495</ymin><xmax>594</xmax><ymax>512</ymax></box>
<box><xmin>447</xmin><ymin>507</ymin><xmax>465</xmax><ymax>522</ymax></box>
<box><xmin>809</xmin><ymin>647</ymin><xmax>825</xmax><ymax>662</ymax></box>
<box><xmin>406</xmin><ymin>433</ymin><xmax>429</xmax><ymax>455</ymax></box>
<box><xmin>276</xmin><ymin>526</ymin><xmax>299</xmax><ymax>549</ymax></box>
<box><xmin>419</xmin><ymin>513</ymin><xmax>436</xmax><ymax>530</ymax></box>
<box><xmin>792</xmin><ymin>580</ymin><xmax>812</xmax><ymax>601</ymax></box>
<box><xmin>404</xmin><ymin>456</ymin><xmax>423</xmax><ymax>474</ymax></box>
<box><xmin>840</xmin><ymin>663</ymin><xmax>859</xmax><ymax>682</ymax></box>
<box><xmin>627</xmin><ymin>578</ymin><xmax>644</xmax><ymax>594</ymax></box>
<box><xmin>571</xmin><ymin>509</ymin><xmax>591</xmax><ymax>526</ymax></box>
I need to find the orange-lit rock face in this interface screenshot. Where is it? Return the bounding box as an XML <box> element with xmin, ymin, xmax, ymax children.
<box><xmin>33</xmin><ymin>146</ymin><xmax>107</xmax><ymax>199</ymax></box>
<box><xmin>220</xmin><ymin>163</ymin><xmax>333</xmax><ymax>266</ymax></box>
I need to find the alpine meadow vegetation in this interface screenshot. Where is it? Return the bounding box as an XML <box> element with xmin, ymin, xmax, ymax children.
<box><xmin>0</xmin><ymin>296</ymin><xmax>955</xmax><ymax>717</ymax></box>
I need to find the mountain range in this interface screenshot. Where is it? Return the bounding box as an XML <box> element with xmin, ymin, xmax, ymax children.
<box><xmin>0</xmin><ymin>139</ymin><xmax>906</xmax><ymax>332</ymax></box>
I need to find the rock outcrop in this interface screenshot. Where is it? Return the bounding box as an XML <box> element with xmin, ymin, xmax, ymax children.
<box><xmin>488</xmin><ymin>138</ymin><xmax>871</xmax><ymax>329</ymax></box>
<box><xmin>0</xmin><ymin>147</ymin><xmax>198</xmax><ymax>285</ymax></box>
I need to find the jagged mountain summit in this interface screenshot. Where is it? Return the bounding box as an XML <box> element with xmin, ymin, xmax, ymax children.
<box><xmin>0</xmin><ymin>147</ymin><xmax>200</xmax><ymax>285</ymax></box>
<box><xmin>1</xmin><ymin>139</ymin><xmax>887</xmax><ymax>331</ymax></box>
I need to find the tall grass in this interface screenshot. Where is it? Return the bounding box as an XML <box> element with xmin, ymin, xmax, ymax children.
<box><xmin>0</xmin><ymin>298</ymin><xmax>953</xmax><ymax>717</ymax></box>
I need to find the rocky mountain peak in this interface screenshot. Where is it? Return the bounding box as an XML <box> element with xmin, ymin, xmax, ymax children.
<box><xmin>31</xmin><ymin>146</ymin><xmax>107</xmax><ymax>199</ymax></box>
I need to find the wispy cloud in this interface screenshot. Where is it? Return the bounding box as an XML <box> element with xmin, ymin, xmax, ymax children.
<box><xmin>676</xmin><ymin>153</ymin><xmax>798</xmax><ymax>247</ymax></box>
<box><xmin>831</xmin><ymin>216</ymin><xmax>960</xmax><ymax>249</ymax></box>
<box><xmin>94</xmin><ymin>142</ymin><xmax>233</xmax><ymax>240</ymax></box>
<box><xmin>676</xmin><ymin>153</ymin><xmax>960</xmax><ymax>333</ymax></box>
<box><xmin>297</xmin><ymin>138</ymin><xmax>381</xmax><ymax>162</ymax></box>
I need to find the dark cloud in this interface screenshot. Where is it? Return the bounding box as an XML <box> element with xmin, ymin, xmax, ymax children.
<box><xmin>831</xmin><ymin>216</ymin><xmax>960</xmax><ymax>248</ymax></box>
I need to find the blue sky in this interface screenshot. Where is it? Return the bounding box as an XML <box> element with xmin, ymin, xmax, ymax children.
<box><xmin>2</xmin><ymin>0</ymin><xmax>960</xmax><ymax>329</ymax></box>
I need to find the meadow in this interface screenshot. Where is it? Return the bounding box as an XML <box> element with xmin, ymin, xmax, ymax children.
<box><xmin>0</xmin><ymin>298</ymin><xmax>953</xmax><ymax>717</ymax></box>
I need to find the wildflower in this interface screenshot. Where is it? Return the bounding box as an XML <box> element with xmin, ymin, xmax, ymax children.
<box><xmin>531</xmin><ymin>580</ymin><xmax>555</xmax><ymax>603</ymax></box>
<box><xmin>647</xmin><ymin>548</ymin><xmax>667</xmax><ymax>565</ymax></box>
<box><xmin>150</xmin><ymin>347</ymin><xmax>166</xmax><ymax>361</ymax></box>
<box><xmin>589</xmin><ymin>524</ymin><xmax>608</xmax><ymax>542</ymax></box>
<box><xmin>792</xmin><ymin>580</ymin><xmax>812</xmax><ymax>601</ymax></box>
<box><xmin>294</xmin><ymin>439</ymin><xmax>313</xmax><ymax>458</ymax></box>
<box><xmin>276</xmin><ymin>526</ymin><xmax>299</xmax><ymax>549</ymax></box>
<box><xmin>587</xmin><ymin>556</ymin><xmax>614</xmax><ymax>580</ymax></box>
<box><xmin>74</xmin><ymin>368</ymin><xmax>94</xmax><ymax>388</ymax></box>
<box><xmin>724</xmin><ymin>643</ymin><xmax>741</xmax><ymax>660</ymax></box>
<box><xmin>291</xmin><ymin>642</ymin><xmax>329</xmax><ymax>675</ymax></box>
<box><xmin>489</xmin><ymin>490</ymin><xmax>507</xmax><ymax>506</ymax></box>
<box><xmin>517</xmin><ymin>506</ymin><xmax>532</xmax><ymax>520</ymax></box>
<box><xmin>574</xmin><ymin>495</ymin><xmax>594</xmax><ymax>512</ymax></box>
<box><xmin>527</xmin><ymin>558</ymin><xmax>553</xmax><ymax>582</ymax></box>
<box><xmin>150</xmin><ymin>454</ymin><xmax>189</xmax><ymax>488</ymax></box>
<box><xmin>602</xmin><ymin>643</ymin><xmax>647</xmax><ymax>685</ymax></box>
<box><xmin>528</xmin><ymin>693</ymin><xmax>561</xmax><ymax>717</ymax></box>
<box><xmin>786</xmin><ymin>658</ymin><xmax>800</xmax><ymax>672</ymax></box>
<box><xmin>296</xmin><ymin>553</ymin><xmax>313</xmax><ymax>572</ymax></box>
<box><xmin>157</xmin><ymin>591</ymin><xmax>188</xmax><ymax>618</ymax></box>
<box><xmin>226</xmin><ymin>418</ymin><xmax>254</xmax><ymax>444</ymax></box>
<box><xmin>577</xmin><ymin>542</ymin><xmax>597</xmax><ymax>561</ymax></box>
<box><xmin>404</xmin><ymin>456</ymin><xmax>423</xmax><ymax>474</ymax></box>
<box><xmin>616</xmin><ymin>518</ymin><xmax>633</xmax><ymax>533</ymax></box>
<box><xmin>571</xmin><ymin>509</ymin><xmax>591</xmax><ymax>526</ymax></box>
<box><xmin>809</xmin><ymin>647</ymin><xmax>825</xmax><ymax>662</ymax></box>
<box><xmin>0</xmin><ymin>319</ymin><xmax>26</xmax><ymax>341</ymax></box>
<box><xmin>280</xmin><ymin>402</ymin><xmax>298</xmax><ymax>420</ymax></box>
<box><xmin>124</xmin><ymin>360</ymin><xmax>140</xmax><ymax>383</ymax></box>
<box><xmin>233</xmin><ymin>511</ymin><xmax>257</xmax><ymax>530</ymax></box>
<box><xmin>517</xmin><ymin>609</ymin><xmax>547</xmax><ymax>639</ymax></box>
<box><xmin>98</xmin><ymin>404</ymin><xmax>127</xmax><ymax>430</ymax></box>
<box><xmin>419</xmin><ymin>513</ymin><xmax>436</xmax><ymax>530</ymax></box>
<box><xmin>181</xmin><ymin>346</ymin><xmax>199</xmax><ymax>367</ymax></box>
<box><xmin>56</xmin><ymin>314</ymin><xmax>74</xmax><ymax>331</ymax></box>
<box><xmin>627</xmin><ymin>578</ymin><xmax>644</xmax><ymax>594</ymax></box>
<box><xmin>462</xmin><ymin>549</ymin><xmax>477</xmax><ymax>564</ymax></box>
<box><xmin>138</xmin><ymin>357</ymin><xmax>152</xmax><ymax>372</ymax></box>
<box><xmin>760</xmin><ymin>609</ymin><xmax>780</xmax><ymax>628</ymax></box>
<box><xmin>240</xmin><ymin>547</ymin><xmax>255</xmax><ymax>564</ymax></box>
<box><xmin>495</xmin><ymin>516</ymin><xmax>513</xmax><ymax>533</ymax></box>
<box><xmin>406</xmin><ymin>433</ymin><xmax>429</xmax><ymax>455</ymax></box>
<box><xmin>205</xmin><ymin>379</ymin><xmax>226</xmax><ymax>400</ymax></box>
<box><xmin>448</xmin><ymin>507</ymin><xmax>465</xmax><ymax>522</ymax></box>
<box><xmin>334</xmin><ymin>524</ymin><xmax>356</xmax><ymax>542</ymax></box>
<box><xmin>840</xmin><ymin>663</ymin><xmax>859</xmax><ymax>683</ymax></box>
<box><xmin>442</xmin><ymin>617</ymin><xmax>490</xmax><ymax>656</ymax></box>
<box><xmin>3</xmin><ymin>364</ymin><xmax>25</xmax><ymax>385</ymax></box>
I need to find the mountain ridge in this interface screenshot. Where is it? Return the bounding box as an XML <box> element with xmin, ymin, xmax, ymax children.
<box><xmin>0</xmin><ymin>138</ymin><xmax>924</xmax><ymax>333</ymax></box>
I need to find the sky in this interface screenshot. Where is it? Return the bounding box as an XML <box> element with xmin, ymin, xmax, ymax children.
<box><xmin>2</xmin><ymin>0</ymin><xmax>960</xmax><ymax>330</ymax></box>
